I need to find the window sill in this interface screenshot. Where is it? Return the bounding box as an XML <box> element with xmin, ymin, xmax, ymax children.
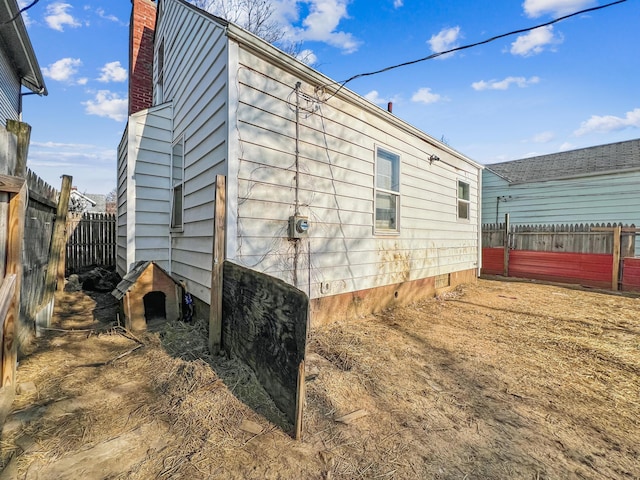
<box><xmin>374</xmin><ymin>228</ymin><xmax>400</xmax><ymax>236</ymax></box>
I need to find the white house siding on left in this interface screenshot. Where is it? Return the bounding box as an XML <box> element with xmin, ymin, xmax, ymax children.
<box><xmin>229</xmin><ymin>39</ymin><xmax>480</xmax><ymax>300</ymax></box>
<box><xmin>117</xmin><ymin>103</ymin><xmax>173</xmax><ymax>276</ymax></box>
<box><xmin>0</xmin><ymin>46</ymin><xmax>20</xmax><ymax>125</ymax></box>
<box><xmin>116</xmin><ymin>128</ymin><xmax>128</xmax><ymax>276</ymax></box>
<box><xmin>155</xmin><ymin>0</ymin><xmax>230</xmax><ymax>302</ymax></box>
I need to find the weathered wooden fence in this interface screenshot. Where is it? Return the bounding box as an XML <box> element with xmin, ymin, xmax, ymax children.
<box><xmin>66</xmin><ymin>213</ymin><xmax>117</xmax><ymax>274</ymax></box>
<box><xmin>21</xmin><ymin>170</ymin><xmax>58</xmax><ymax>344</ymax></box>
<box><xmin>482</xmin><ymin>221</ymin><xmax>640</xmax><ymax>291</ymax></box>
<box><xmin>1</xmin><ymin>120</ymin><xmax>70</xmax><ymax>395</ymax></box>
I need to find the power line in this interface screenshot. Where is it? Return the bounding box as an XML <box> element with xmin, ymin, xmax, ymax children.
<box><xmin>323</xmin><ymin>0</ymin><xmax>628</xmax><ymax>99</ymax></box>
<box><xmin>1</xmin><ymin>0</ymin><xmax>40</xmax><ymax>25</ymax></box>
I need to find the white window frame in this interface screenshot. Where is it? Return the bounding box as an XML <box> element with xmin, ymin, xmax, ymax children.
<box><xmin>170</xmin><ymin>136</ymin><xmax>184</xmax><ymax>231</ymax></box>
<box><xmin>457</xmin><ymin>180</ymin><xmax>470</xmax><ymax>221</ymax></box>
<box><xmin>374</xmin><ymin>146</ymin><xmax>401</xmax><ymax>234</ymax></box>
<box><xmin>156</xmin><ymin>38</ymin><xmax>164</xmax><ymax>104</ymax></box>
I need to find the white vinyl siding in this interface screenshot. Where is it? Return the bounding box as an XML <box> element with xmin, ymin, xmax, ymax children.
<box><xmin>0</xmin><ymin>46</ymin><xmax>21</xmax><ymax>125</ymax></box>
<box><xmin>232</xmin><ymin>46</ymin><xmax>480</xmax><ymax>299</ymax></box>
<box><xmin>156</xmin><ymin>0</ymin><xmax>229</xmax><ymax>302</ymax></box>
<box><xmin>116</xmin><ymin>129</ymin><xmax>128</xmax><ymax>276</ymax></box>
<box><xmin>117</xmin><ymin>103</ymin><xmax>173</xmax><ymax>274</ymax></box>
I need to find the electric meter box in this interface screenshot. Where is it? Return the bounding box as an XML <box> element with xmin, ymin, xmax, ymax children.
<box><xmin>288</xmin><ymin>215</ymin><xmax>309</xmax><ymax>239</ymax></box>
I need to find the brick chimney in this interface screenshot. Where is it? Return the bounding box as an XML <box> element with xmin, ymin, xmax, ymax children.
<box><xmin>129</xmin><ymin>0</ymin><xmax>156</xmax><ymax>115</ymax></box>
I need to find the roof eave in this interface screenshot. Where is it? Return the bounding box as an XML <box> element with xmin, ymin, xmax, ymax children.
<box><xmin>0</xmin><ymin>0</ymin><xmax>47</xmax><ymax>96</ymax></box>
<box><xmin>496</xmin><ymin>166</ymin><xmax>640</xmax><ymax>186</ymax></box>
<box><xmin>224</xmin><ymin>23</ymin><xmax>482</xmax><ymax>170</ymax></box>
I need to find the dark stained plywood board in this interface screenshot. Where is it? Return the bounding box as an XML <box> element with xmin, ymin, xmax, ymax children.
<box><xmin>222</xmin><ymin>261</ymin><xmax>308</xmax><ymax>425</ymax></box>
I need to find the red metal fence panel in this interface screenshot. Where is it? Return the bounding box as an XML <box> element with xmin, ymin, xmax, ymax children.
<box><xmin>481</xmin><ymin>248</ymin><xmax>504</xmax><ymax>275</ymax></box>
<box><xmin>622</xmin><ymin>257</ymin><xmax>640</xmax><ymax>292</ymax></box>
<box><xmin>509</xmin><ymin>251</ymin><xmax>612</xmax><ymax>289</ymax></box>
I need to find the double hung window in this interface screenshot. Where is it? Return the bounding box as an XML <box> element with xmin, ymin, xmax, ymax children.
<box><xmin>375</xmin><ymin>147</ymin><xmax>400</xmax><ymax>232</ymax></box>
<box><xmin>457</xmin><ymin>180</ymin><xmax>470</xmax><ymax>220</ymax></box>
<box><xmin>171</xmin><ymin>138</ymin><xmax>184</xmax><ymax>230</ymax></box>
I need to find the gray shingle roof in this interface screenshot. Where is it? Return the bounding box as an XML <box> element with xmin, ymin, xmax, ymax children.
<box><xmin>485</xmin><ymin>138</ymin><xmax>640</xmax><ymax>184</ymax></box>
<box><xmin>112</xmin><ymin>261</ymin><xmax>153</xmax><ymax>300</ymax></box>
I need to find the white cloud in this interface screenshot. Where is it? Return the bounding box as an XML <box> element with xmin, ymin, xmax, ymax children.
<box><xmin>472</xmin><ymin>76</ymin><xmax>540</xmax><ymax>91</ymax></box>
<box><xmin>42</xmin><ymin>58</ymin><xmax>82</xmax><ymax>83</ymax></box>
<box><xmin>559</xmin><ymin>142</ymin><xmax>575</xmax><ymax>151</ymax></box>
<box><xmin>523</xmin><ymin>0</ymin><xmax>596</xmax><ymax>18</ymax></box>
<box><xmin>532</xmin><ymin>131</ymin><xmax>555</xmax><ymax>143</ymax></box>
<box><xmin>45</xmin><ymin>2</ymin><xmax>81</xmax><ymax>31</ymax></box>
<box><xmin>77</xmin><ymin>77</ymin><xmax>89</xmax><ymax>85</ymax></box>
<box><xmin>82</xmin><ymin>90</ymin><xmax>128</xmax><ymax>122</ymax></box>
<box><xmin>17</xmin><ymin>0</ymin><xmax>33</xmax><ymax>27</ymax></box>
<box><xmin>295</xmin><ymin>49</ymin><xmax>318</xmax><ymax>66</ymax></box>
<box><xmin>364</xmin><ymin>90</ymin><xmax>401</xmax><ymax>108</ymax></box>
<box><xmin>96</xmin><ymin>7</ymin><xmax>121</xmax><ymax>23</ymax></box>
<box><xmin>98</xmin><ymin>61</ymin><xmax>127</xmax><ymax>83</ymax></box>
<box><xmin>364</xmin><ymin>90</ymin><xmax>387</xmax><ymax>105</ymax></box>
<box><xmin>428</xmin><ymin>26</ymin><xmax>461</xmax><ymax>59</ymax></box>
<box><xmin>510</xmin><ymin>26</ymin><xmax>561</xmax><ymax>56</ymax></box>
<box><xmin>411</xmin><ymin>88</ymin><xmax>442</xmax><ymax>105</ymax></box>
<box><xmin>289</xmin><ymin>0</ymin><xmax>361</xmax><ymax>53</ymax></box>
<box><xmin>393</xmin><ymin>0</ymin><xmax>404</xmax><ymax>7</ymax></box>
<box><xmin>28</xmin><ymin>142</ymin><xmax>117</xmax><ymax>194</ymax></box>
<box><xmin>574</xmin><ymin>108</ymin><xmax>640</xmax><ymax>136</ymax></box>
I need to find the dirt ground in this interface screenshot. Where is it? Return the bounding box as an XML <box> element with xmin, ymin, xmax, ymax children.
<box><xmin>1</xmin><ymin>277</ymin><xmax>639</xmax><ymax>479</ymax></box>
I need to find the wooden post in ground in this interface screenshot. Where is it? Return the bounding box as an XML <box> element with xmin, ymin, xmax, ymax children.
<box><xmin>57</xmin><ymin>228</ymin><xmax>67</xmax><ymax>292</ymax></box>
<box><xmin>612</xmin><ymin>225</ymin><xmax>622</xmax><ymax>291</ymax></box>
<box><xmin>209</xmin><ymin>175</ymin><xmax>226</xmax><ymax>355</ymax></box>
<box><xmin>6</xmin><ymin>120</ymin><xmax>31</xmax><ymax>178</ymax></box>
<box><xmin>503</xmin><ymin>213</ymin><xmax>510</xmax><ymax>277</ymax></box>
<box><xmin>592</xmin><ymin>226</ymin><xmax>640</xmax><ymax>291</ymax></box>
<box><xmin>294</xmin><ymin>360</ymin><xmax>305</xmax><ymax>441</ymax></box>
<box><xmin>40</xmin><ymin>175</ymin><xmax>72</xmax><ymax>325</ymax></box>
<box><xmin>2</xmin><ymin>181</ymin><xmax>26</xmax><ymax>387</ymax></box>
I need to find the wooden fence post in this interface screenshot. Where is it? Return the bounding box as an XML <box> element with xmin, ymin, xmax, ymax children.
<box><xmin>40</xmin><ymin>175</ymin><xmax>72</xmax><ymax>325</ymax></box>
<box><xmin>295</xmin><ymin>359</ymin><xmax>305</xmax><ymax>441</ymax></box>
<box><xmin>2</xmin><ymin>182</ymin><xmax>26</xmax><ymax>387</ymax></box>
<box><xmin>503</xmin><ymin>213</ymin><xmax>510</xmax><ymax>277</ymax></box>
<box><xmin>6</xmin><ymin>120</ymin><xmax>30</xmax><ymax>178</ymax></box>
<box><xmin>612</xmin><ymin>225</ymin><xmax>621</xmax><ymax>291</ymax></box>
<box><xmin>209</xmin><ymin>175</ymin><xmax>226</xmax><ymax>355</ymax></box>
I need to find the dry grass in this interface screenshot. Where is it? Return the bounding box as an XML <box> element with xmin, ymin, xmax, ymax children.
<box><xmin>2</xmin><ymin>279</ymin><xmax>639</xmax><ymax>479</ymax></box>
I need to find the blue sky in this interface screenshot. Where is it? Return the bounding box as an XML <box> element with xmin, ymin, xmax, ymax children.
<box><xmin>20</xmin><ymin>0</ymin><xmax>640</xmax><ymax>195</ymax></box>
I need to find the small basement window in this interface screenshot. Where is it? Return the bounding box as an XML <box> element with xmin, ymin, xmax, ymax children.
<box><xmin>457</xmin><ymin>180</ymin><xmax>470</xmax><ymax>220</ymax></box>
<box><xmin>435</xmin><ymin>273</ymin><xmax>450</xmax><ymax>289</ymax></box>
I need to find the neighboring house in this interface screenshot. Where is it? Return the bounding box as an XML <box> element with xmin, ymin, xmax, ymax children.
<box><xmin>0</xmin><ymin>0</ymin><xmax>47</xmax><ymax>129</ymax></box>
<box><xmin>69</xmin><ymin>189</ymin><xmax>98</xmax><ymax>214</ymax></box>
<box><xmin>85</xmin><ymin>193</ymin><xmax>107</xmax><ymax>213</ymax></box>
<box><xmin>482</xmin><ymin>139</ymin><xmax>640</xmax><ymax>237</ymax></box>
<box><xmin>118</xmin><ymin>0</ymin><xmax>483</xmax><ymax>324</ymax></box>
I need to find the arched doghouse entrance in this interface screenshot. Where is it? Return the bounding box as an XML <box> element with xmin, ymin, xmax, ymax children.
<box><xmin>143</xmin><ymin>291</ymin><xmax>167</xmax><ymax>323</ymax></box>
